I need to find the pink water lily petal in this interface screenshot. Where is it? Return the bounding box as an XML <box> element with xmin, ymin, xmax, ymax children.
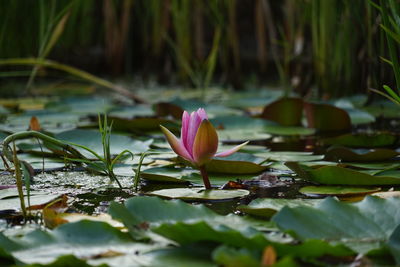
<box><xmin>160</xmin><ymin>125</ymin><xmax>193</xmax><ymax>161</ymax></box>
<box><xmin>186</xmin><ymin>110</ymin><xmax>203</xmax><ymax>155</ymax></box>
<box><xmin>181</xmin><ymin>111</ymin><xmax>190</xmax><ymax>150</ymax></box>
<box><xmin>197</xmin><ymin>108</ymin><xmax>208</xmax><ymax>121</ymax></box>
<box><xmin>192</xmin><ymin>120</ymin><xmax>218</xmax><ymax>166</ymax></box>
<box><xmin>215</xmin><ymin>141</ymin><xmax>249</xmax><ymax>157</ymax></box>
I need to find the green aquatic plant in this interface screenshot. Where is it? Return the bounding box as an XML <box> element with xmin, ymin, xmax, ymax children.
<box><xmin>133</xmin><ymin>152</ymin><xmax>148</xmax><ymax>192</ymax></box>
<box><xmin>370</xmin><ymin>0</ymin><xmax>400</xmax><ymax>105</ymax></box>
<box><xmin>64</xmin><ymin>115</ymin><xmax>134</xmax><ymax>189</ymax></box>
<box><xmin>2</xmin><ymin>115</ymin><xmax>134</xmax><ymax>189</ymax></box>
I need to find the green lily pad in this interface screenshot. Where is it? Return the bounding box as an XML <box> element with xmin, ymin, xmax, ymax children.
<box><xmin>140</xmin><ymin>167</ymin><xmax>196</xmax><ymax>183</ymax></box>
<box><xmin>0</xmin><ymin>194</ymin><xmax>60</xmax><ymax>211</ymax></box>
<box><xmin>212</xmin><ymin>245</ymin><xmax>262</xmax><ymax>267</ymax></box>
<box><xmin>205</xmin><ymin>153</ymin><xmax>269</xmax><ymax>174</ymax></box>
<box><xmin>47</xmin><ymin>97</ymin><xmax>114</xmax><ymax>115</ymax></box>
<box><xmin>255</xmin><ymin>151</ymin><xmax>324</xmax><ymax>162</ymax></box>
<box><xmin>238</xmin><ymin>198</ymin><xmax>323</xmax><ymax>218</ymax></box>
<box><xmin>217</xmin><ymin>129</ymin><xmax>271</xmax><ymax>141</ymax></box>
<box><xmin>323</xmin><ymin>133</ymin><xmax>397</xmax><ymax>148</ymax></box>
<box><xmin>272</xmin><ymin>196</ymin><xmax>400</xmax><ymax>254</ymax></box>
<box><xmin>109</xmin><ymin>197</ymin><xmax>352</xmax><ymax>259</ymax></box>
<box><xmin>286</xmin><ymin>162</ymin><xmax>400</xmax><ymax>185</ymax></box>
<box><xmin>212</xmin><ymin>245</ymin><xmax>299</xmax><ymax>267</ymax></box>
<box><xmin>0</xmin><ymin>131</ymin><xmax>9</xmax><ymax>142</ymax></box>
<box><xmin>23</xmin><ymin>254</ymin><xmax>107</xmax><ymax>267</ymax></box>
<box><xmin>147</xmin><ymin>188</ymin><xmax>250</xmax><ymax>201</ymax></box>
<box><xmin>0</xmin><ymin>220</ymin><xmax>159</xmax><ymax>266</ymax></box>
<box><xmin>340</xmin><ymin>162</ymin><xmax>400</xmax><ymax>170</ymax></box>
<box><xmin>143</xmin><ymin>246</ymin><xmax>215</xmax><ymax>267</ymax></box>
<box><xmin>304</xmin><ymin>102</ymin><xmax>351</xmax><ymax>131</ymax></box>
<box><xmin>184</xmin><ymin>173</ymin><xmax>256</xmax><ymax>186</ymax></box>
<box><xmin>324</xmin><ymin>146</ymin><xmax>399</xmax><ymax>162</ymax></box>
<box><xmin>388</xmin><ymin>225</ymin><xmax>400</xmax><ymax>264</ymax></box>
<box><xmin>109</xmin><ymin>105</ymin><xmax>155</xmax><ymax>118</ymax></box>
<box><xmin>260</xmin><ymin>97</ymin><xmax>303</xmax><ymax>126</ymax></box>
<box><xmin>109</xmin><ymin>196</ymin><xmax>216</xmax><ymax>225</ymax></box>
<box><xmin>334</xmin><ymin>99</ymin><xmax>375</xmax><ymax>125</ymax></box>
<box><xmin>16</xmin><ymin>154</ymin><xmax>67</xmax><ymax>171</ymax></box>
<box><xmin>109</xmin><ymin>116</ymin><xmax>176</xmax><ymax>132</ymax></box>
<box><xmin>153</xmin><ymin>222</ymin><xmax>352</xmax><ymax>258</ymax></box>
<box><xmin>211</xmin><ymin>115</ymin><xmax>276</xmax><ymax>130</ymax></box>
<box><xmin>54</xmin><ymin>129</ymin><xmax>152</xmax><ymax>157</ymax></box>
<box><xmin>169</xmin><ymin>98</ymin><xmax>240</xmax><ymax>117</ymax></box>
<box><xmin>140</xmin><ymin>167</ymin><xmax>255</xmax><ymax>186</ymax></box>
<box><xmin>299</xmin><ymin>186</ymin><xmax>381</xmax><ymax>197</ymax></box>
<box><xmin>263</xmin><ymin>125</ymin><xmax>316</xmax><ymax>136</ymax></box>
<box><xmin>0</xmin><ymin>188</ymin><xmax>47</xmax><ymax>200</ymax></box>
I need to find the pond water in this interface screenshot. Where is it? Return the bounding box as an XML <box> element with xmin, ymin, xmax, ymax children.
<box><xmin>1</xmin><ymin>89</ymin><xmax>400</xmax><ymax>266</ymax></box>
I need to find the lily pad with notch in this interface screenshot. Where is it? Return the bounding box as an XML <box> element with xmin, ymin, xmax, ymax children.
<box><xmin>147</xmin><ymin>187</ymin><xmax>250</xmax><ymax>201</ymax></box>
<box><xmin>205</xmin><ymin>153</ymin><xmax>270</xmax><ymax>174</ymax></box>
<box><xmin>272</xmin><ymin>196</ymin><xmax>400</xmax><ymax>255</ymax></box>
<box><xmin>238</xmin><ymin>198</ymin><xmax>324</xmax><ymax>219</ymax></box>
<box><xmin>260</xmin><ymin>97</ymin><xmax>303</xmax><ymax>126</ymax></box>
<box><xmin>286</xmin><ymin>161</ymin><xmax>400</xmax><ymax>185</ymax></box>
<box><xmin>304</xmin><ymin>102</ymin><xmax>351</xmax><ymax>132</ymax></box>
<box><xmin>53</xmin><ymin>129</ymin><xmax>152</xmax><ymax>158</ymax></box>
<box><xmin>324</xmin><ymin>146</ymin><xmax>399</xmax><ymax>162</ymax></box>
<box><xmin>299</xmin><ymin>186</ymin><xmax>381</xmax><ymax>197</ymax></box>
<box><xmin>323</xmin><ymin>132</ymin><xmax>397</xmax><ymax>148</ymax></box>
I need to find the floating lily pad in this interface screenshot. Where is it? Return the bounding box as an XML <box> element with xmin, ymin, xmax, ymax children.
<box><xmin>260</xmin><ymin>97</ymin><xmax>303</xmax><ymax>126</ymax></box>
<box><xmin>324</xmin><ymin>146</ymin><xmax>399</xmax><ymax>162</ymax></box>
<box><xmin>304</xmin><ymin>102</ymin><xmax>351</xmax><ymax>131</ymax></box>
<box><xmin>109</xmin><ymin>196</ymin><xmax>352</xmax><ymax>260</ymax></box>
<box><xmin>0</xmin><ymin>194</ymin><xmax>59</xmax><ymax>211</ymax></box>
<box><xmin>334</xmin><ymin>99</ymin><xmax>375</xmax><ymax>125</ymax></box>
<box><xmin>323</xmin><ymin>133</ymin><xmax>397</xmax><ymax>148</ymax></box>
<box><xmin>255</xmin><ymin>151</ymin><xmax>324</xmax><ymax>162</ymax></box>
<box><xmin>147</xmin><ymin>188</ymin><xmax>250</xmax><ymax>201</ymax></box>
<box><xmin>153</xmin><ymin>221</ymin><xmax>352</xmax><ymax>258</ymax></box>
<box><xmin>143</xmin><ymin>246</ymin><xmax>216</xmax><ymax>267</ymax></box>
<box><xmin>0</xmin><ymin>188</ymin><xmax>47</xmax><ymax>200</ymax></box>
<box><xmin>54</xmin><ymin>129</ymin><xmax>152</xmax><ymax>157</ymax></box>
<box><xmin>140</xmin><ymin>167</ymin><xmax>255</xmax><ymax>186</ymax></box>
<box><xmin>372</xmin><ymin>191</ymin><xmax>400</xmax><ymax>198</ymax></box>
<box><xmin>238</xmin><ymin>198</ymin><xmax>323</xmax><ymax>218</ymax></box>
<box><xmin>286</xmin><ymin>162</ymin><xmax>400</xmax><ymax>185</ymax></box>
<box><xmin>299</xmin><ymin>186</ymin><xmax>381</xmax><ymax>197</ymax></box>
<box><xmin>211</xmin><ymin>115</ymin><xmax>275</xmax><ymax>130</ymax></box>
<box><xmin>0</xmin><ymin>220</ymin><xmax>159</xmax><ymax>266</ymax></box>
<box><xmin>272</xmin><ymin>196</ymin><xmax>400</xmax><ymax>254</ymax></box>
<box><xmin>263</xmin><ymin>125</ymin><xmax>315</xmax><ymax>136</ymax></box>
<box><xmin>47</xmin><ymin>96</ymin><xmax>114</xmax><ymax>115</ymax></box>
<box><xmin>110</xmin><ymin>116</ymin><xmax>175</xmax><ymax>132</ymax></box>
<box><xmin>389</xmin><ymin>225</ymin><xmax>400</xmax><ymax>264</ymax></box>
<box><xmin>184</xmin><ymin>173</ymin><xmax>256</xmax><ymax>186</ymax></box>
<box><xmin>340</xmin><ymin>162</ymin><xmax>400</xmax><ymax>170</ymax></box>
<box><xmin>217</xmin><ymin>129</ymin><xmax>271</xmax><ymax>142</ymax></box>
<box><xmin>205</xmin><ymin>153</ymin><xmax>269</xmax><ymax>174</ymax></box>
<box><xmin>140</xmin><ymin>167</ymin><xmax>196</xmax><ymax>183</ymax></box>
<box><xmin>109</xmin><ymin>105</ymin><xmax>155</xmax><ymax>118</ymax></box>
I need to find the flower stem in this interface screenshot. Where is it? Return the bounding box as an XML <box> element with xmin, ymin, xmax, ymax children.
<box><xmin>199</xmin><ymin>166</ymin><xmax>211</xmax><ymax>189</ymax></box>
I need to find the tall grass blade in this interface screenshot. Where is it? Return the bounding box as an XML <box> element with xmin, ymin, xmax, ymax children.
<box><xmin>0</xmin><ymin>58</ymin><xmax>145</xmax><ymax>103</ymax></box>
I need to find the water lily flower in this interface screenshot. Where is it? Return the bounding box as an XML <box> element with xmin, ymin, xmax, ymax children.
<box><xmin>160</xmin><ymin>108</ymin><xmax>248</xmax><ymax>189</ymax></box>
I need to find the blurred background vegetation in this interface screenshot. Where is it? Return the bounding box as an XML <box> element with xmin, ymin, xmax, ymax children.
<box><xmin>0</xmin><ymin>0</ymin><xmax>399</xmax><ymax>99</ymax></box>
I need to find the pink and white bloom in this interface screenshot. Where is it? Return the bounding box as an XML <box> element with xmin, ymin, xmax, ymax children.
<box><xmin>160</xmin><ymin>108</ymin><xmax>248</xmax><ymax>167</ymax></box>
